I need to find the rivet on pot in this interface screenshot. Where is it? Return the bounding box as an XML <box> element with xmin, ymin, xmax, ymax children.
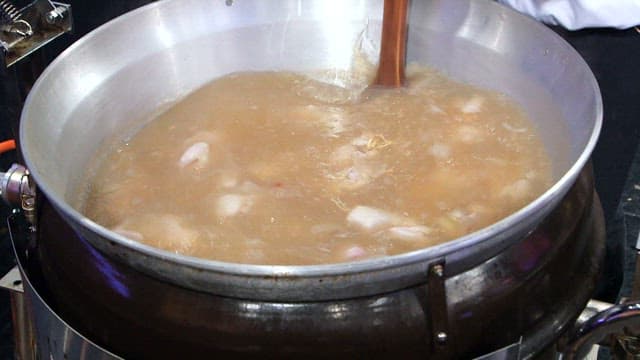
<box><xmin>436</xmin><ymin>331</ymin><xmax>448</xmax><ymax>344</ymax></box>
<box><xmin>432</xmin><ymin>264</ymin><xmax>444</xmax><ymax>278</ymax></box>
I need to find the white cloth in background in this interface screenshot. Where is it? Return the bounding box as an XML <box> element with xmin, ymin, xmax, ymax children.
<box><xmin>497</xmin><ymin>0</ymin><xmax>640</xmax><ymax>30</ymax></box>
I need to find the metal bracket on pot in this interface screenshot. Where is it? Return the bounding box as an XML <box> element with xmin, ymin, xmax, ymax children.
<box><xmin>425</xmin><ymin>261</ymin><xmax>525</xmax><ymax>360</ymax></box>
<box><xmin>1</xmin><ymin>163</ymin><xmax>36</xmax><ymax>228</ymax></box>
<box><xmin>0</xmin><ymin>0</ymin><xmax>72</xmax><ymax>67</ymax></box>
<box><xmin>427</xmin><ymin>260</ymin><xmax>452</xmax><ymax>356</ymax></box>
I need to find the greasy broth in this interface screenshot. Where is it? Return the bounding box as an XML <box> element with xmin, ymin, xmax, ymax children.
<box><xmin>82</xmin><ymin>67</ymin><xmax>552</xmax><ymax>265</ymax></box>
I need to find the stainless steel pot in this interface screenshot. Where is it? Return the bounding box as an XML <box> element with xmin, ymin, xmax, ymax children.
<box><xmin>19</xmin><ymin>0</ymin><xmax>601</xmax><ymax>301</ymax></box>
<box><xmin>11</xmin><ymin>0</ymin><xmax>611</xmax><ymax>358</ymax></box>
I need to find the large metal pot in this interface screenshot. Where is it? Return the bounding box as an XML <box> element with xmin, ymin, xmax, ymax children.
<box><xmin>13</xmin><ymin>0</ymin><xmax>605</xmax><ymax>358</ymax></box>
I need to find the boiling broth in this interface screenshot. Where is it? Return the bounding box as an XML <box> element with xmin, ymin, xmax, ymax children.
<box><xmin>81</xmin><ymin>66</ymin><xmax>552</xmax><ymax>265</ymax></box>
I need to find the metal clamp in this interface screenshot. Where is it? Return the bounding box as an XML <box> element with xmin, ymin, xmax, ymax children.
<box><xmin>1</xmin><ymin>0</ymin><xmax>72</xmax><ymax>67</ymax></box>
<box><xmin>0</xmin><ymin>1</ymin><xmax>32</xmax><ymax>36</ymax></box>
<box><xmin>1</xmin><ymin>163</ymin><xmax>36</xmax><ymax>227</ymax></box>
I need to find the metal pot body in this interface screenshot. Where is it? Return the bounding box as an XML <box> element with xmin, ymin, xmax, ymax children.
<box><xmin>18</xmin><ymin>0</ymin><xmax>602</xmax><ymax>300</ymax></box>
<box><xmin>9</xmin><ymin>165</ymin><xmax>604</xmax><ymax>359</ymax></box>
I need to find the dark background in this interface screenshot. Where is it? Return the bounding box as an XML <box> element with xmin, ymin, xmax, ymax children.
<box><xmin>2</xmin><ymin>2</ymin><xmax>640</xmax><ymax>359</ymax></box>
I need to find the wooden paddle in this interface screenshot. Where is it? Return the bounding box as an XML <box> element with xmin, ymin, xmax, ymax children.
<box><xmin>374</xmin><ymin>0</ymin><xmax>410</xmax><ymax>87</ymax></box>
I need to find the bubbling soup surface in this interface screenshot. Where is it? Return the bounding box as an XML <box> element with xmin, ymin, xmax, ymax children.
<box><xmin>81</xmin><ymin>66</ymin><xmax>552</xmax><ymax>265</ymax></box>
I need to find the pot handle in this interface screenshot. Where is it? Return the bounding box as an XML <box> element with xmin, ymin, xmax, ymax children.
<box><xmin>561</xmin><ymin>300</ymin><xmax>640</xmax><ymax>359</ymax></box>
<box><xmin>562</xmin><ymin>248</ymin><xmax>640</xmax><ymax>359</ymax></box>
